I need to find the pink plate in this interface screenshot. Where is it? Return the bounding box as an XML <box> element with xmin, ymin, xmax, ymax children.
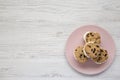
<box><xmin>65</xmin><ymin>25</ymin><xmax>116</xmax><ymax>75</ymax></box>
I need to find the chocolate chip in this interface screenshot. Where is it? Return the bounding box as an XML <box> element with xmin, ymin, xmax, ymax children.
<box><xmin>91</xmin><ymin>34</ymin><xmax>94</xmax><ymax>36</ymax></box>
<box><xmin>96</xmin><ymin>37</ymin><xmax>100</xmax><ymax>39</ymax></box>
<box><xmin>80</xmin><ymin>54</ymin><xmax>82</xmax><ymax>58</ymax></box>
<box><xmin>87</xmin><ymin>34</ymin><xmax>89</xmax><ymax>37</ymax></box>
<box><xmin>99</xmin><ymin>54</ymin><xmax>101</xmax><ymax>56</ymax></box>
<box><xmin>105</xmin><ymin>54</ymin><xmax>107</xmax><ymax>56</ymax></box>
<box><xmin>100</xmin><ymin>49</ymin><xmax>103</xmax><ymax>52</ymax></box>
<box><xmin>105</xmin><ymin>50</ymin><xmax>107</xmax><ymax>53</ymax></box>
<box><xmin>93</xmin><ymin>48</ymin><xmax>96</xmax><ymax>53</ymax></box>
<box><xmin>91</xmin><ymin>49</ymin><xmax>93</xmax><ymax>51</ymax></box>
<box><xmin>82</xmin><ymin>50</ymin><xmax>83</xmax><ymax>52</ymax></box>
<box><xmin>88</xmin><ymin>45</ymin><xmax>91</xmax><ymax>48</ymax></box>
<box><xmin>84</xmin><ymin>55</ymin><xmax>86</xmax><ymax>57</ymax></box>
<box><xmin>96</xmin><ymin>45</ymin><xmax>99</xmax><ymax>48</ymax></box>
<box><xmin>90</xmin><ymin>33</ymin><xmax>92</xmax><ymax>35</ymax></box>
<box><xmin>75</xmin><ymin>49</ymin><xmax>77</xmax><ymax>51</ymax></box>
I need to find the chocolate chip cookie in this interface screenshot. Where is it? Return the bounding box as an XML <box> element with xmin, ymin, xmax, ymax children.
<box><xmin>74</xmin><ymin>46</ymin><xmax>88</xmax><ymax>63</ymax></box>
<box><xmin>83</xmin><ymin>42</ymin><xmax>101</xmax><ymax>58</ymax></box>
<box><xmin>92</xmin><ymin>49</ymin><xmax>108</xmax><ymax>64</ymax></box>
<box><xmin>84</xmin><ymin>32</ymin><xmax>101</xmax><ymax>44</ymax></box>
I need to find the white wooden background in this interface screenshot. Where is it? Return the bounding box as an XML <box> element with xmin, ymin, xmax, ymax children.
<box><xmin>0</xmin><ymin>0</ymin><xmax>120</xmax><ymax>80</ymax></box>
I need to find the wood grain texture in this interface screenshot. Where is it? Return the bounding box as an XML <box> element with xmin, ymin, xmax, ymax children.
<box><xmin>0</xmin><ymin>0</ymin><xmax>120</xmax><ymax>80</ymax></box>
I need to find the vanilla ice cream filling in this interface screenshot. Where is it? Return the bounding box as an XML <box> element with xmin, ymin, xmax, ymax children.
<box><xmin>83</xmin><ymin>31</ymin><xmax>90</xmax><ymax>43</ymax></box>
<box><xmin>83</xmin><ymin>43</ymin><xmax>91</xmax><ymax>58</ymax></box>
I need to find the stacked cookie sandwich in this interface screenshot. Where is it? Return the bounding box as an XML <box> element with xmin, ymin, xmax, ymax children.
<box><xmin>74</xmin><ymin>32</ymin><xmax>108</xmax><ymax>64</ymax></box>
